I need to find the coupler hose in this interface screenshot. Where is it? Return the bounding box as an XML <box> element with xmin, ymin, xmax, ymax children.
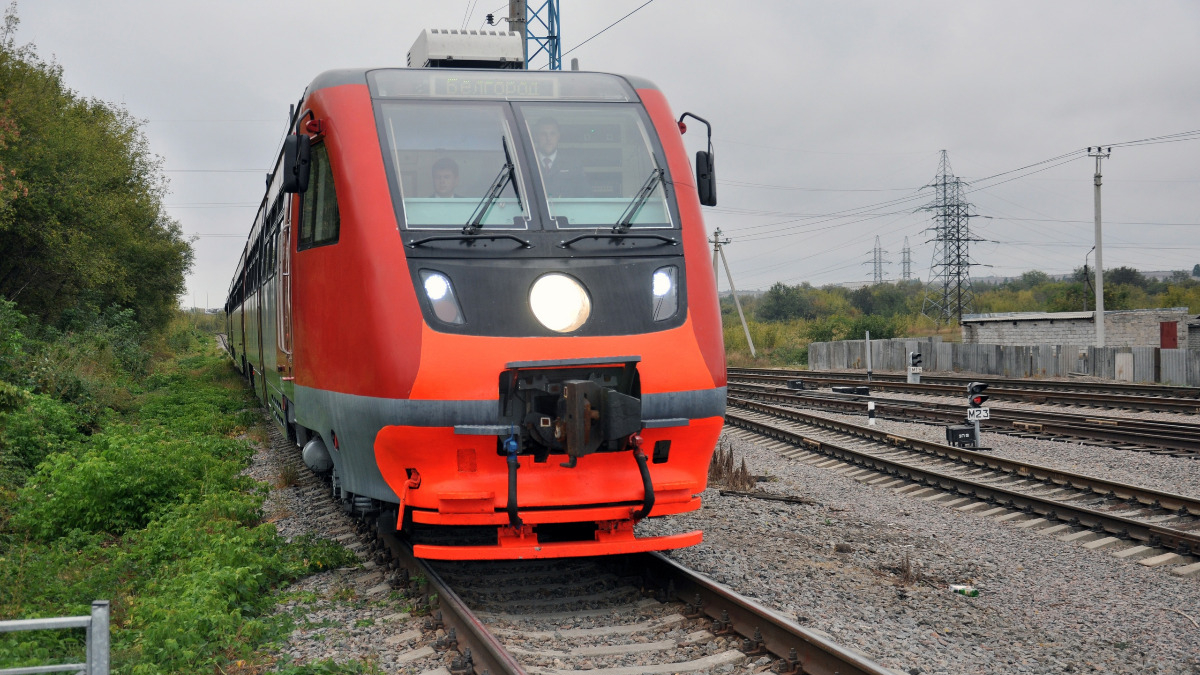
<box><xmin>504</xmin><ymin>433</ymin><xmax>523</xmax><ymax>527</ymax></box>
<box><xmin>631</xmin><ymin>447</ymin><xmax>655</xmax><ymax>520</ymax></box>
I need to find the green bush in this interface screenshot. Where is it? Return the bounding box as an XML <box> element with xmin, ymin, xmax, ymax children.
<box><xmin>11</xmin><ymin>424</ymin><xmax>253</xmax><ymax>539</ymax></box>
<box><xmin>122</xmin><ymin>495</ymin><xmax>355</xmax><ymax>673</ymax></box>
<box><xmin>0</xmin><ymin>392</ymin><xmax>86</xmax><ymax>486</ymax></box>
<box><xmin>1</xmin><ymin>316</ymin><xmax>367</xmax><ymax>674</ymax></box>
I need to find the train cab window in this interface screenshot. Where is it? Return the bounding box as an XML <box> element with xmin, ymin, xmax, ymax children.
<box><xmin>519</xmin><ymin>104</ymin><xmax>674</xmax><ymax>230</ymax></box>
<box><xmin>299</xmin><ymin>144</ymin><xmax>340</xmax><ymax>249</ymax></box>
<box><xmin>378</xmin><ymin>103</ymin><xmax>531</xmax><ymax>230</ymax></box>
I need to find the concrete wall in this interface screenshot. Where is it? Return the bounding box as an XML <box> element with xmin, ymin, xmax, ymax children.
<box><xmin>961</xmin><ymin>308</ymin><xmax>1192</xmax><ymax>348</ymax></box>
<box><xmin>807</xmin><ymin>337</ymin><xmax>1200</xmax><ymax>386</ymax></box>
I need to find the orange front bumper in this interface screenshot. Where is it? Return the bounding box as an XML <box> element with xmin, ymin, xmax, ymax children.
<box><xmin>374</xmin><ymin>417</ymin><xmax>721</xmax><ymax>559</ymax></box>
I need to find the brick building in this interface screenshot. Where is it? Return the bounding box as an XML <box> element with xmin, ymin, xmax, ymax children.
<box><xmin>960</xmin><ymin>308</ymin><xmax>1198</xmax><ymax>348</ymax></box>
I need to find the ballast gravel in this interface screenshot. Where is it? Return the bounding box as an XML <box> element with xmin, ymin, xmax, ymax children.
<box><xmin>244</xmin><ymin>404</ymin><xmax>1200</xmax><ymax>674</ymax></box>
<box><xmin>243</xmin><ymin>421</ymin><xmax>460</xmax><ymax>674</ymax></box>
<box><xmin>639</xmin><ymin>417</ymin><xmax>1200</xmax><ymax>675</ymax></box>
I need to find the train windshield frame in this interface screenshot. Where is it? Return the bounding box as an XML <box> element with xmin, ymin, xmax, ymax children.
<box><xmin>369</xmin><ymin>70</ymin><xmax>680</xmax><ymax>240</ymax></box>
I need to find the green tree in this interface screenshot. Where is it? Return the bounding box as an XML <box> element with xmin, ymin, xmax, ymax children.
<box><xmin>1105</xmin><ymin>266</ymin><xmax>1147</xmax><ymax>290</ymax></box>
<box><xmin>756</xmin><ymin>282</ymin><xmax>815</xmax><ymax>321</ymax></box>
<box><xmin>0</xmin><ymin>6</ymin><xmax>191</xmax><ymax>333</ymax></box>
<box><xmin>1192</xmin><ymin>263</ymin><xmax>1200</xmax><ymax>277</ymax></box>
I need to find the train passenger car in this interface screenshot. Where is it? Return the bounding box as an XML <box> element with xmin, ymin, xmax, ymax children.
<box><xmin>226</xmin><ymin>58</ymin><xmax>725</xmax><ymax>560</ymax></box>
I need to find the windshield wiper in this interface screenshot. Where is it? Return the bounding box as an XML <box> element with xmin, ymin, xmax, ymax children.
<box><xmin>464</xmin><ymin>136</ymin><xmax>521</xmax><ymax>235</ymax></box>
<box><xmin>613</xmin><ymin>164</ymin><xmax>665</xmax><ymax>233</ymax></box>
<box><xmin>558</xmin><ymin>233</ymin><xmax>678</xmax><ymax>248</ymax></box>
<box><xmin>409</xmin><ymin>233</ymin><xmax>532</xmax><ymax>249</ymax></box>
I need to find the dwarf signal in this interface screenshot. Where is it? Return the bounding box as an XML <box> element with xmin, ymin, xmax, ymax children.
<box><xmin>967</xmin><ymin>381</ymin><xmax>989</xmax><ymax>408</ymax></box>
<box><xmin>907</xmin><ymin>351</ymin><xmax>923</xmax><ymax>383</ymax></box>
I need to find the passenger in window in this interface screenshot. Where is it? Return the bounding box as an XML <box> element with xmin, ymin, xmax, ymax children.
<box><xmin>532</xmin><ymin>117</ymin><xmax>586</xmax><ymax>197</ymax></box>
<box><xmin>430</xmin><ymin>157</ymin><xmax>462</xmax><ymax>198</ymax></box>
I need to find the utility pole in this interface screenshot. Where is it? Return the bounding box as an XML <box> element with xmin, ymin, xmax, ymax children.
<box><xmin>710</xmin><ymin>228</ymin><xmax>755</xmax><ymax>357</ymax></box>
<box><xmin>508</xmin><ymin>1</ymin><xmax>528</xmax><ymax>65</ymax></box>
<box><xmin>1088</xmin><ymin>146</ymin><xmax>1111</xmax><ymax>347</ymax></box>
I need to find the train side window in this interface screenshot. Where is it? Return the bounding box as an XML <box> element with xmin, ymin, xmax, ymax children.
<box><xmin>299</xmin><ymin>144</ymin><xmax>340</xmax><ymax>250</ymax></box>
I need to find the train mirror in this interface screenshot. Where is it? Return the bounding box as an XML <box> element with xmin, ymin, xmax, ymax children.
<box><xmin>282</xmin><ymin>134</ymin><xmax>311</xmax><ymax>193</ymax></box>
<box><xmin>695</xmin><ymin>150</ymin><xmax>717</xmax><ymax>206</ymax></box>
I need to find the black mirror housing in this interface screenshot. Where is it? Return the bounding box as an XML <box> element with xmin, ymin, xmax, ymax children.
<box><xmin>282</xmin><ymin>134</ymin><xmax>311</xmax><ymax>193</ymax></box>
<box><xmin>695</xmin><ymin>150</ymin><xmax>716</xmax><ymax>206</ymax></box>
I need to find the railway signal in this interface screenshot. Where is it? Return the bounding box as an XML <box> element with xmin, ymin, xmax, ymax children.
<box><xmin>907</xmin><ymin>351</ymin><xmax>922</xmax><ymax>384</ymax></box>
<box><xmin>964</xmin><ymin>381</ymin><xmax>990</xmax><ymax>449</ymax></box>
<box><xmin>967</xmin><ymin>381</ymin><xmax>989</xmax><ymax>408</ymax></box>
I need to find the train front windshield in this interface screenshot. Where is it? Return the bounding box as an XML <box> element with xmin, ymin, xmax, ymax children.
<box><xmin>370</xmin><ymin>70</ymin><xmax>676</xmax><ymax>233</ymax></box>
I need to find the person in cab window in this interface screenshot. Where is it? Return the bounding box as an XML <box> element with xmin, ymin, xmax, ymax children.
<box><xmin>532</xmin><ymin>117</ymin><xmax>586</xmax><ymax>197</ymax></box>
<box><xmin>430</xmin><ymin>157</ymin><xmax>462</xmax><ymax>198</ymax></box>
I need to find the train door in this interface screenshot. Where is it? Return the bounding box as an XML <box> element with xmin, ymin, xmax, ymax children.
<box><xmin>276</xmin><ymin>215</ymin><xmax>294</xmax><ymax>377</ymax></box>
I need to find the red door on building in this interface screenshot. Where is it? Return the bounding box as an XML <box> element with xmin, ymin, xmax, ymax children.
<box><xmin>1160</xmin><ymin>321</ymin><xmax>1178</xmax><ymax>349</ymax></box>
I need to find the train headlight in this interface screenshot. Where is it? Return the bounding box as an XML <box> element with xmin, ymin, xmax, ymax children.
<box><xmin>651</xmin><ymin>266</ymin><xmax>678</xmax><ymax>321</ymax></box>
<box><xmin>529</xmin><ymin>273</ymin><xmax>591</xmax><ymax>332</ymax></box>
<box><xmin>419</xmin><ymin>270</ymin><xmax>464</xmax><ymax>324</ymax></box>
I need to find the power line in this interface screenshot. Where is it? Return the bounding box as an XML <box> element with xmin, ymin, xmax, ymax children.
<box><xmin>559</xmin><ymin>0</ymin><xmax>656</xmax><ymax>59</ymax></box>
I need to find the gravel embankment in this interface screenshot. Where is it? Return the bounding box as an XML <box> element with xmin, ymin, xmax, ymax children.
<box><xmin>244</xmin><ymin>423</ymin><xmax>457</xmax><ymax>673</ymax></box>
<box><xmin>640</xmin><ymin>421</ymin><xmax>1200</xmax><ymax>675</ymax></box>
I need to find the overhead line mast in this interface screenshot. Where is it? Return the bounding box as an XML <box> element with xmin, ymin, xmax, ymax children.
<box><xmin>507</xmin><ymin>0</ymin><xmax>561</xmax><ymax>70</ymax></box>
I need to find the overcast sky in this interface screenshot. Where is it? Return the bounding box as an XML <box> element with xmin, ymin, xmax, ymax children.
<box><xmin>17</xmin><ymin>1</ymin><xmax>1200</xmax><ymax>307</ymax></box>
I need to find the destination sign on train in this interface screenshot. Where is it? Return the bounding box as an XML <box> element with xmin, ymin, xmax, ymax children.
<box><xmin>370</xmin><ymin>70</ymin><xmax>634</xmax><ymax>102</ymax></box>
<box><xmin>437</xmin><ymin>75</ymin><xmax>557</xmax><ymax>98</ymax></box>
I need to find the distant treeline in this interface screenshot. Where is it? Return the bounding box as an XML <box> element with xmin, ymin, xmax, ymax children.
<box><xmin>721</xmin><ymin>267</ymin><xmax>1200</xmax><ymax>366</ymax></box>
<box><xmin>0</xmin><ymin>6</ymin><xmax>191</xmax><ymax>336</ymax></box>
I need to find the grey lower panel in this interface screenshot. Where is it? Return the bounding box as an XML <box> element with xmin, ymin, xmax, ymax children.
<box><xmin>293</xmin><ymin>385</ymin><xmax>726</xmax><ymax>504</ymax></box>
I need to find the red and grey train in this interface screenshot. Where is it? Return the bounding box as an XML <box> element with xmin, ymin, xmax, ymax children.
<box><xmin>226</xmin><ymin>60</ymin><xmax>725</xmax><ymax>560</ymax></box>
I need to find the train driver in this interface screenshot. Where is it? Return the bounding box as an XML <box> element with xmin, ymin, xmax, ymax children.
<box><xmin>430</xmin><ymin>157</ymin><xmax>462</xmax><ymax>198</ymax></box>
<box><xmin>532</xmin><ymin>117</ymin><xmax>586</xmax><ymax>198</ymax></box>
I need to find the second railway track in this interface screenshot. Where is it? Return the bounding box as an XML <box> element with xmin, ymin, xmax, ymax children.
<box><xmin>727</xmin><ymin>382</ymin><xmax>1200</xmax><ymax>456</ymax></box>
<box><xmin>725</xmin><ymin>396</ymin><xmax>1200</xmax><ymax>575</ymax></box>
<box><xmin>728</xmin><ymin>369</ymin><xmax>1200</xmax><ymax>414</ymax></box>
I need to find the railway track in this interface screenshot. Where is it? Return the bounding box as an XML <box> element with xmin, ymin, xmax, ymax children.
<box><xmin>728</xmin><ymin>369</ymin><xmax>1200</xmax><ymax>414</ymax></box>
<box><xmin>261</xmin><ymin>408</ymin><xmax>899</xmax><ymax>675</ymax></box>
<box><xmin>369</xmin><ymin>526</ymin><xmax>897</xmax><ymax>672</ymax></box>
<box><xmin>727</xmin><ymin>382</ymin><xmax>1200</xmax><ymax>456</ymax></box>
<box><xmin>376</xmin><ymin>536</ymin><xmax>899</xmax><ymax>675</ymax></box>
<box><xmin>725</xmin><ymin>396</ymin><xmax>1200</xmax><ymax>576</ymax></box>
<box><xmin>729</xmin><ymin>367</ymin><xmax>1200</xmax><ymax>400</ymax></box>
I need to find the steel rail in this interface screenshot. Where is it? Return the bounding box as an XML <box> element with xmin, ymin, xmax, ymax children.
<box><xmin>380</xmin><ymin>534</ymin><xmax>527</xmax><ymax>675</ymax></box>
<box><xmin>641</xmin><ymin>552</ymin><xmax>896</xmax><ymax>675</ymax></box>
<box><xmin>727</xmin><ymin>383</ymin><xmax>1200</xmax><ymax>454</ymax></box>
<box><xmin>727</xmin><ymin>400</ymin><xmax>1200</xmax><ymax>554</ymax></box>
<box><xmin>728</xmin><ymin>367</ymin><xmax>1200</xmax><ymax>400</ymax></box>
<box><xmin>729</xmin><ymin>372</ymin><xmax>1200</xmax><ymax>414</ymax></box>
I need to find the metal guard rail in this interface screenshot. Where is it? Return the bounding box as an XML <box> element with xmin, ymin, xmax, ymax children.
<box><xmin>0</xmin><ymin>601</ymin><xmax>109</xmax><ymax>675</ymax></box>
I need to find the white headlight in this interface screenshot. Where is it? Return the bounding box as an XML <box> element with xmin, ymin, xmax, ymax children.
<box><xmin>424</xmin><ymin>273</ymin><xmax>450</xmax><ymax>301</ymax></box>
<box><xmin>529</xmin><ymin>273</ymin><xmax>591</xmax><ymax>332</ymax></box>
<box><xmin>653</xmin><ymin>270</ymin><xmax>673</xmax><ymax>297</ymax></box>
<box><xmin>651</xmin><ymin>266</ymin><xmax>679</xmax><ymax>321</ymax></box>
<box><xmin>419</xmin><ymin>270</ymin><xmax>464</xmax><ymax>324</ymax></box>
